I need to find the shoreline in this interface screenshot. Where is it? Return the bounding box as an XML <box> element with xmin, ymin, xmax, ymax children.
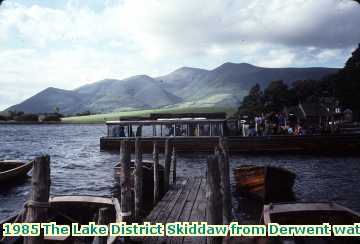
<box><xmin>0</xmin><ymin>121</ymin><xmax>102</xmax><ymax>125</ymax></box>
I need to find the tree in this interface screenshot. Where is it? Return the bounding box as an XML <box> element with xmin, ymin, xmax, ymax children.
<box><xmin>238</xmin><ymin>84</ymin><xmax>264</xmax><ymax>117</ymax></box>
<box><xmin>264</xmin><ymin>80</ymin><xmax>293</xmax><ymax>112</ymax></box>
<box><xmin>290</xmin><ymin>80</ymin><xmax>320</xmax><ymax>103</ymax></box>
<box><xmin>330</xmin><ymin>43</ymin><xmax>360</xmax><ymax>110</ymax></box>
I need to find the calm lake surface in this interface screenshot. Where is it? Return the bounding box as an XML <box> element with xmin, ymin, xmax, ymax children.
<box><xmin>0</xmin><ymin>124</ymin><xmax>359</xmax><ymax>222</ymax></box>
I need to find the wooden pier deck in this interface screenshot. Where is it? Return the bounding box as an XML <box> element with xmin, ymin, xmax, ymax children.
<box><xmin>139</xmin><ymin>177</ymin><xmax>207</xmax><ymax>244</ymax></box>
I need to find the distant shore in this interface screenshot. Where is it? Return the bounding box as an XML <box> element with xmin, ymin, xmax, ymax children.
<box><xmin>0</xmin><ymin>107</ymin><xmax>236</xmax><ymax>124</ymax></box>
<box><xmin>61</xmin><ymin>106</ymin><xmax>236</xmax><ymax>124</ymax></box>
<box><xmin>0</xmin><ymin>121</ymin><xmax>61</xmax><ymax>125</ymax></box>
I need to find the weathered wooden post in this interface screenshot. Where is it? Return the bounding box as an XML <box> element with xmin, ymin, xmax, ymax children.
<box><xmin>24</xmin><ymin>155</ymin><xmax>51</xmax><ymax>244</ymax></box>
<box><xmin>218</xmin><ymin>137</ymin><xmax>232</xmax><ymax>224</ymax></box>
<box><xmin>171</xmin><ymin>146</ymin><xmax>177</xmax><ymax>184</ymax></box>
<box><xmin>92</xmin><ymin>207</ymin><xmax>111</xmax><ymax>244</ymax></box>
<box><xmin>206</xmin><ymin>156</ymin><xmax>223</xmax><ymax>244</ymax></box>
<box><xmin>134</xmin><ymin>137</ymin><xmax>143</xmax><ymax>221</ymax></box>
<box><xmin>153</xmin><ymin>141</ymin><xmax>160</xmax><ymax>205</ymax></box>
<box><xmin>120</xmin><ymin>140</ymin><xmax>132</xmax><ymax>223</ymax></box>
<box><xmin>163</xmin><ymin>138</ymin><xmax>171</xmax><ymax>191</ymax></box>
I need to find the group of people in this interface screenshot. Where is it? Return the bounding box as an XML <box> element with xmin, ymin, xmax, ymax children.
<box><xmin>243</xmin><ymin>113</ymin><xmax>307</xmax><ymax>137</ymax></box>
<box><xmin>110</xmin><ymin>125</ymin><xmax>142</xmax><ymax>137</ymax></box>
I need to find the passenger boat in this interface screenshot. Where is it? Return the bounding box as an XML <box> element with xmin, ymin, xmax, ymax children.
<box><xmin>100</xmin><ymin>113</ymin><xmax>360</xmax><ymax>154</ymax></box>
<box><xmin>233</xmin><ymin>165</ymin><xmax>296</xmax><ymax>202</ymax></box>
<box><xmin>261</xmin><ymin>202</ymin><xmax>360</xmax><ymax>244</ymax></box>
<box><xmin>0</xmin><ymin>160</ymin><xmax>33</xmax><ymax>183</ymax></box>
<box><xmin>0</xmin><ymin>195</ymin><xmax>121</xmax><ymax>244</ymax></box>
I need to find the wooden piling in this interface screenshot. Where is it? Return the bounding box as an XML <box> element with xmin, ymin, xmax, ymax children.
<box><xmin>218</xmin><ymin>137</ymin><xmax>233</xmax><ymax>224</ymax></box>
<box><xmin>92</xmin><ymin>208</ymin><xmax>111</xmax><ymax>244</ymax></box>
<box><xmin>171</xmin><ymin>146</ymin><xmax>177</xmax><ymax>184</ymax></box>
<box><xmin>120</xmin><ymin>140</ymin><xmax>132</xmax><ymax>223</ymax></box>
<box><xmin>206</xmin><ymin>156</ymin><xmax>223</xmax><ymax>244</ymax></box>
<box><xmin>134</xmin><ymin>137</ymin><xmax>143</xmax><ymax>221</ymax></box>
<box><xmin>164</xmin><ymin>138</ymin><xmax>171</xmax><ymax>191</ymax></box>
<box><xmin>24</xmin><ymin>155</ymin><xmax>51</xmax><ymax>244</ymax></box>
<box><xmin>153</xmin><ymin>141</ymin><xmax>160</xmax><ymax>205</ymax></box>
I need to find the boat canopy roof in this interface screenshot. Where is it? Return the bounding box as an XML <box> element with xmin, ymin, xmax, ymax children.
<box><xmin>106</xmin><ymin>119</ymin><xmax>226</xmax><ymax>126</ymax></box>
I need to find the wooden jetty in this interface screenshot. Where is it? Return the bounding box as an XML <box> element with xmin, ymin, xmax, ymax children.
<box><xmin>116</xmin><ymin>137</ymin><xmax>233</xmax><ymax>244</ymax></box>
<box><xmin>100</xmin><ymin>115</ymin><xmax>360</xmax><ymax>154</ymax></box>
<box><xmin>140</xmin><ymin>177</ymin><xmax>207</xmax><ymax>244</ymax></box>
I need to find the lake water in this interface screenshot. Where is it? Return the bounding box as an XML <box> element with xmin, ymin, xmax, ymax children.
<box><xmin>0</xmin><ymin>124</ymin><xmax>360</xmax><ymax>222</ymax></box>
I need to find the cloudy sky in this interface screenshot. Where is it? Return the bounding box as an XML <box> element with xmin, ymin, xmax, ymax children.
<box><xmin>0</xmin><ymin>0</ymin><xmax>360</xmax><ymax>110</ymax></box>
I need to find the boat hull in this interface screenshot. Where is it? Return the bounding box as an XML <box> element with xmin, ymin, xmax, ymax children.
<box><xmin>100</xmin><ymin>134</ymin><xmax>360</xmax><ymax>154</ymax></box>
<box><xmin>234</xmin><ymin>165</ymin><xmax>296</xmax><ymax>201</ymax></box>
<box><xmin>261</xmin><ymin>202</ymin><xmax>360</xmax><ymax>244</ymax></box>
<box><xmin>0</xmin><ymin>161</ymin><xmax>33</xmax><ymax>183</ymax></box>
<box><xmin>0</xmin><ymin>196</ymin><xmax>121</xmax><ymax>244</ymax></box>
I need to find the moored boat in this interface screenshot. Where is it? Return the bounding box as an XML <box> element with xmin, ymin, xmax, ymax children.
<box><xmin>261</xmin><ymin>202</ymin><xmax>360</xmax><ymax>244</ymax></box>
<box><xmin>0</xmin><ymin>160</ymin><xmax>33</xmax><ymax>183</ymax></box>
<box><xmin>233</xmin><ymin>165</ymin><xmax>296</xmax><ymax>202</ymax></box>
<box><xmin>114</xmin><ymin>160</ymin><xmax>165</xmax><ymax>207</ymax></box>
<box><xmin>0</xmin><ymin>195</ymin><xmax>121</xmax><ymax>244</ymax></box>
<box><xmin>100</xmin><ymin>113</ymin><xmax>360</xmax><ymax>154</ymax></box>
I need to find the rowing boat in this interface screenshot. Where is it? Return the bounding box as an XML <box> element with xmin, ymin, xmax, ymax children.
<box><xmin>261</xmin><ymin>202</ymin><xmax>360</xmax><ymax>244</ymax></box>
<box><xmin>0</xmin><ymin>195</ymin><xmax>121</xmax><ymax>244</ymax></box>
<box><xmin>0</xmin><ymin>160</ymin><xmax>33</xmax><ymax>183</ymax></box>
<box><xmin>233</xmin><ymin>165</ymin><xmax>296</xmax><ymax>202</ymax></box>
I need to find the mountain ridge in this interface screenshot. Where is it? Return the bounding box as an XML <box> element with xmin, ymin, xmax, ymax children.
<box><xmin>6</xmin><ymin>63</ymin><xmax>338</xmax><ymax>115</ymax></box>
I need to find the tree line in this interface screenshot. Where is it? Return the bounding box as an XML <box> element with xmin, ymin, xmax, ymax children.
<box><xmin>238</xmin><ymin>43</ymin><xmax>360</xmax><ymax>120</ymax></box>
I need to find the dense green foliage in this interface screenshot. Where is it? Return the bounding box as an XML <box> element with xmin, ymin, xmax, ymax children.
<box><xmin>238</xmin><ymin>44</ymin><xmax>360</xmax><ymax>119</ymax></box>
<box><xmin>332</xmin><ymin>44</ymin><xmax>360</xmax><ymax>110</ymax></box>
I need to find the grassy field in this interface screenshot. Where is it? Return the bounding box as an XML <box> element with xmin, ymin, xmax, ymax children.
<box><xmin>62</xmin><ymin>107</ymin><xmax>237</xmax><ymax>123</ymax></box>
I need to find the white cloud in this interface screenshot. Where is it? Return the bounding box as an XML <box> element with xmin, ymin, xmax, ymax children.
<box><xmin>0</xmin><ymin>0</ymin><xmax>359</xmax><ymax>110</ymax></box>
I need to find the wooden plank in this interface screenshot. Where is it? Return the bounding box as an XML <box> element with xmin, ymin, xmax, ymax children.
<box><xmin>143</xmin><ymin>179</ymin><xmax>188</xmax><ymax>244</ymax></box>
<box><xmin>156</xmin><ymin>178</ymin><xmax>196</xmax><ymax>244</ymax></box>
<box><xmin>170</xmin><ymin>178</ymin><xmax>203</xmax><ymax>244</ymax></box>
<box><xmin>140</xmin><ymin>177</ymin><xmax>208</xmax><ymax>244</ymax></box>
<box><xmin>146</xmin><ymin>178</ymin><xmax>187</xmax><ymax>221</ymax></box>
<box><xmin>182</xmin><ymin>178</ymin><xmax>207</xmax><ymax>244</ymax></box>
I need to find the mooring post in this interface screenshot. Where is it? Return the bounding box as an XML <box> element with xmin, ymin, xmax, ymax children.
<box><xmin>24</xmin><ymin>155</ymin><xmax>50</xmax><ymax>244</ymax></box>
<box><xmin>134</xmin><ymin>137</ymin><xmax>143</xmax><ymax>221</ymax></box>
<box><xmin>120</xmin><ymin>140</ymin><xmax>132</xmax><ymax>223</ymax></box>
<box><xmin>153</xmin><ymin>141</ymin><xmax>160</xmax><ymax>205</ymax></box>
<box><xmin>164</xmin><ymin>138</ymin><xmax>171</xmax><ymax>191</ymax></box>
<box><xmin>218</xmin><ymin>137</ymin><xmax>233</xmax><ymax>224</ymax></box>
<box><xmin>171</xmin><ymin>146</ymin><xmax>177</xmax><ymax>184</ymax></box>
<box><xmin>206</xmin><ymin>156</ymin><xmax>223</xmax><ymax>244</ymax></box>
<box><xmin>92</xmin><ymin>207</ymin><xmax>111</xmax><ymax>244</ymax></box>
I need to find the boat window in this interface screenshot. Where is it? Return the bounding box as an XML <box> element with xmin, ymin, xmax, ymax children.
<box><xmin>198</xmin><ymin>124</ymin><xmax>210</xmax><ymax>136</ymax></box>
<box><xmin>211</xmin><ymin>123</ymin><xmax>222</xmax><ymax>136</ymax></box>
<box><xmin>108</xmin><ymin>125</ymin><xmax>128</xmax><ymax>137</ymax></box>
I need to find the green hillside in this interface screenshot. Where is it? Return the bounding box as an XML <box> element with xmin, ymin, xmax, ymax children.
<box><xmin>62</xmin><ymin>106</ymin><xmax>236</xmax><ymax>124</ymax></box>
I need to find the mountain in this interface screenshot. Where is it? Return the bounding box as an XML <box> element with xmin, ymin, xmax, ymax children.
<box><xmin>159</xmin><ymin>62</ymin><xmax>338</xmax><ymax>107</ymax></box>
<box><xmin>6</xmin><ymin>63</ymin><xmax>338</xmax><ymax>114</ymax></box>
<box><xmin>7</xmin><ymin>75</ymin><xmax>182</xmax><ymax>114</ymax></box>
<box><xmin>6</xmin><ymin>87</ymin><xmax>84</xmax><ymax>114</ymax></box>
